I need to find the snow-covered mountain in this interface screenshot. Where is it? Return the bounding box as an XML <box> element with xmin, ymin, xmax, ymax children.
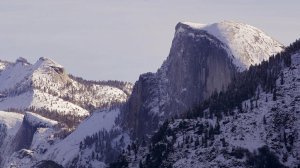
<box><xmin>0</xmin><ymin>57</ymin><xmax>132</xmax><ymax>126</ymax></box>
<box><xmin>0</xmin><ymin>57</ymin><xmax>132</xmax><ymax>167</ymax></box>
<box><xmin>0</xmin><ymin>21</ymin><xmax>295</xmax><ymax>168</ymax></box>
<box><xmin>120</xmin><ymin>39</ymin><xmax>300</xmax><ymax>168</ymax></box>
<box><xmin>122</xmin><ymin>21</ymin><xmax>283</xmax><ymax>140</ymax></box>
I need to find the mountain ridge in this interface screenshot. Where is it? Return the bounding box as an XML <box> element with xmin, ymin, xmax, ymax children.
<box><xmin>0</xmin><ymin>56</ymin><xmax>133</xmax><ymax>167</ymax></box>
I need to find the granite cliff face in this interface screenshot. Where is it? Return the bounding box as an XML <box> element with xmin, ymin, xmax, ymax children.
<box><xmin>0</xmin><ymin>112</ymin><xmax>58</xmax><ymax>167</ymax></box>
<box><xmin>122</xmin><ymin>21</ymin><xmax>283</xmax><ymax>139</ymax></box>
<box><xmin>123</xmin><ymin>23</ymin><xmax>236</xmax><ymax>139</ymax></box>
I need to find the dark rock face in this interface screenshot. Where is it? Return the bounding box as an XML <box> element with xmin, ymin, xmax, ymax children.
<box><xmin>123</xmin><ymin>73</ymin><xmax>160</xmax><ymax>138</ymax></box>
<box><xmin>122</xmin><ymin>23</ymin><xmax>237</xmax><ymax>139</ymax></box>
<box><xmin>16</xmin><ymin>57</ymin><xmax>30</xmax><ymax>65</ymax></box>
<box><xmin>12</xmin><ymin>118</ymin><xmax>37</xmax><ymax>152</ymax></box>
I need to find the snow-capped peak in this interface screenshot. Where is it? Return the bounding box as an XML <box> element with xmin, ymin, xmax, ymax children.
<box><xmin>34</xmin><ymin>57</ymin><xmax>64</xmax><ymax>71</ymax></box>
<box><xmin>177</xmin><ymin>21</ymin><xmax>284</xmax><ymax>70</ymax></box>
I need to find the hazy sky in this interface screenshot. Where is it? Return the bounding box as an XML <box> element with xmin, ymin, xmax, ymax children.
<box><xmin>0</xmin><ymin>0</ymin><xmax>299</xmax><ymax>82</ymax></box>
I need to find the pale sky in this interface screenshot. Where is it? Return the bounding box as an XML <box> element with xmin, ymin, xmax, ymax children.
<box><xmin>0</xmin><ymin>0</ymin><xmax>299</xmax><ymax>82</ymax></box>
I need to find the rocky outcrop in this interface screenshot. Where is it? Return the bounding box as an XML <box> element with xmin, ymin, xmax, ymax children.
<box><xmin>11</xmin><ymin>112</ymin><xmax>57</xmax><ymax>154</ymax></box>
<box><xmin>12</xmin><ymin>118</ymin><xmax>37</xmax><ymax>152</ymax></box>
<box><xmin>122</xmin><ymin>23</ymin><xmax>237</xmax><ymax>139</ymax></box>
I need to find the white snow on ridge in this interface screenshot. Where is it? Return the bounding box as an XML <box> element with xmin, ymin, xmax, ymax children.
<box><xmin>0</xmin><ymin>57</ymin><xmax>62</xmax><ymax>92</ymax></box>
<box><xmin>24</xmin><ymin>112</ymin><xmax>58</xmax><ymax>128</ymax></box>
<box><xmin>0</xmin><ymin>90</ymin><xmax>89</xmax><ymax>116</ymax></box>
<box><xmin>0</xmin><ymin>61</ymin><xmax>32</xmax><ymax>92</ymax></box>
<box><xmin>30</xmin><ymin>89</ymin><xmax>89</xmax><ymax>116</ymax></box>
<box><xmin>180</xmin><ymin>21</ymin><xmax>284</xmax><ymax>70</ymax></box>
<box><xmin>34</xmin><ymin>57</ymin><xmax>63</xmax><ymax>69</ymax></box>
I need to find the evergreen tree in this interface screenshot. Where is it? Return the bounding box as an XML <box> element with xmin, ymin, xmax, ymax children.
<box><xmin>214</xmin><ymin>121</ymin><xmax>221</xmax><ymax>135</ymax></box>
<box><xmin>194</xmin><ymin>137</ymin><xmax>200</xmax><ymax>147</ymax></box>
<box><xmin>273</xmin><ymin>88</ymin><xmax>277</xmax><ymax>101</ymax></box>
<box><xmin>280</xmin><ymin>73</ymin><xmax>284</xmax><ymax>85</ymax></box>
<box><xmin>263</xmin><ymin>116</ymin><xmax>267</xmax><ymax>124</ymax></box>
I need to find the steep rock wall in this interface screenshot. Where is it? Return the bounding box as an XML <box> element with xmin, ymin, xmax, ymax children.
<box><xmin>123</xmin><ymin>23</ymin><xmax>237</xmax><ymax>139</ymax></box>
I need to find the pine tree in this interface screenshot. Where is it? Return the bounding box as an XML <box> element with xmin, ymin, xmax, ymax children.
<box><xmin>263</xmin><ymin>116</ymin><xmax>267</xmax><ymax>124</ymax></box>
<box><xmin>250</xmin><ymin>100</ymin><xmax>254</xmax><ymax>111</ymax></box>
<box><xmin>214</xmin><ymin>121</ymin><xmax>221</xmax><ymax>135</ymax></box>
<box><xmin>194</xmin><ymin>137</ymin><xmax>200</xmax><ymax>147</ymax></box>
<box><xmin>79</xmin><ymin>141</ymin><xmax>83</xmax><ymax>150</ymax></box>
<box><xmin>280</xmin><ymin>73</ymin><xmax>284</xmax><ymax>85</ymax></box>
<box><xmin>273</xmin><ymin>88</ymin><xmax>277</xmax><ymax>101</ymax></box>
